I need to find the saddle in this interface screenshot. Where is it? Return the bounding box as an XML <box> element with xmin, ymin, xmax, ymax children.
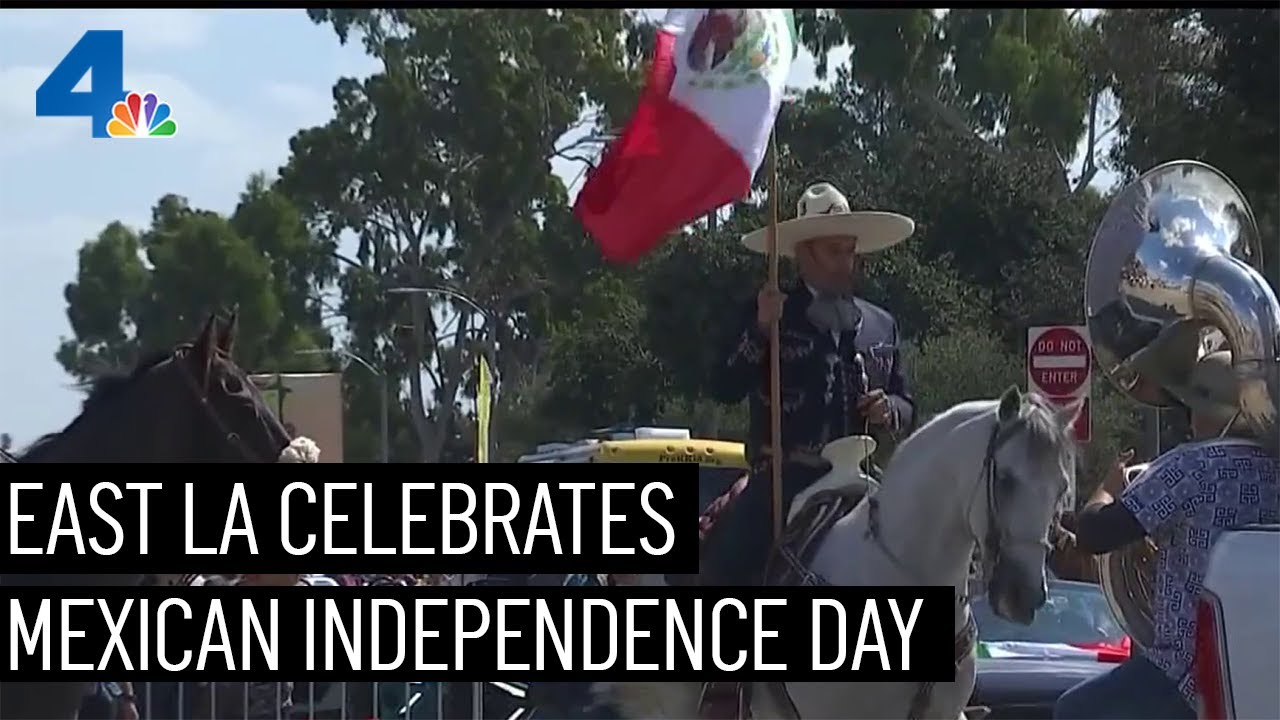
<box><xmin>699</xmin><ymin>484</ymin><xmax>870</xmax><ymax>720</ymax></box>
<box><xmin>787</xmin><ymin>435</ymin><xmax>876</xmax><ymax>525</ymax></box>
<box><xmin>698</xmin><ymin>435</ymin><xmax>876</xmax><ymax>542</ymax></box>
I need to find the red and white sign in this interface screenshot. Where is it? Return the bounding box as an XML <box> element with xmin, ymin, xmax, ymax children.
<box><xmin>1027</xmin><ymin>325</ymin><xmax>1092</xmax><ymax>442</ymax></box>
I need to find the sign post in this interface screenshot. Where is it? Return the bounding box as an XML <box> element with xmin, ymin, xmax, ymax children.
<box><xmin>1027</xmin><ymin>325</ymin><xmax>1092</xmax><ymax>443</ymax></box>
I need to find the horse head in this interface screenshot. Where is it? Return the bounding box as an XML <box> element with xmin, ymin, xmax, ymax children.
<box><xmin>977</xmin><ymin>386</ymin><xmax>1082</xmax><ymax>625</ymax></box>
<box><xmin>18</xmin><ymin>311</ymin><xmax>305</xmax><ymax>463</ymax></box>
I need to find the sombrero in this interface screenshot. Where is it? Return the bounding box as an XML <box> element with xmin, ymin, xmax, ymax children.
<box><xmin>742</xmin><ymin>182</ymin><xmax>915</xmax><ymax>257</ymax></box>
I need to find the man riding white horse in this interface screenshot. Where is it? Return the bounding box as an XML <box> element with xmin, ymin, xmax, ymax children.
<box><xmin>704</xmin><ymin>182</ymin><xmax>917</xmax><ymax>586</ymax></box>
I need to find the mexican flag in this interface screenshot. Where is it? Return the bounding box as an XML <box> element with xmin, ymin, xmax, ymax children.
<box><xmin>975</xmin><ymin>639</ymin><xmax>1130</xmax><ymax>662</ymax></box>
<box><xmin>574</xmin><ymin>9</ymin><xmax>797</xmax><ymax>263</ymax></box>
<box><xmin>976</xmin><ymin>641</ymin><xmax>1097</xmax><ymax>660</ymax></box>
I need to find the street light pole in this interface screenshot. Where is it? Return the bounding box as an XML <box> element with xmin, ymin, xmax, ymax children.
<box><xmin>386</xmin><ymin>285</ymin><xmax>497</xmax><ymax>463</ymax></box>
<box><xmin>296</xmin><ymin>348</ymin><xmax>389</xmax><ymax>463</ymax></box>
<box><xmin>376</xmin><ymin>372</ymin><xmax>389</xmax><ymax>464</ymax></box>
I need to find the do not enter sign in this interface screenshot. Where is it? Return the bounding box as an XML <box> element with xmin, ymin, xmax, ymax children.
<box><xmin>1027</xmin><ymin>325</ymin><xmax>1092</xmax><ymax>442</ymax></box>
<box><xmin>1028</xmin><ymin>326</ymin><xmax>1091</xmax><ymax>397</ymax></box>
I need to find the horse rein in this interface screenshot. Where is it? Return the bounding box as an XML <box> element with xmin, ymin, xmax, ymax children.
<box><xmin>857</xmin><ymin>420</ymin><xmax>1020</xmax><ymax>720</ymax></box>
<box><xmin>963</xmin><ymin>414</ymin><xmax>1062</xmax><ymax>580</ymax></box>
<box><xmin>172</xmin><ymin>347</ymin><xmax>268</xmax><ymax>463</ymax></box>
<box><xmin>966</xmin><ymin>421</ymin><xmax>1015</xmax><ymax>579</ymax></box>
<box><xmin>862</xmin><ymin>419</ymin><xmax>1012</xmax><ymax>587</ymax></box>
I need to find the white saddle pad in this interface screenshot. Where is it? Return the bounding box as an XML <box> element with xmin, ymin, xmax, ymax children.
<box><xmin>787</xmin><ymin>435</ymin><xmax>878</xmax><ymax>524</ymax></box>
<box><xmin>823</xmin><ymin>434</ymin><xmax>877</xmax><ymax>470</ymax></box>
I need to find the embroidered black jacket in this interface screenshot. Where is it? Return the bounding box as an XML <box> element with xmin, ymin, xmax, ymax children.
<box><xmin>712</xmin><ymin>281</ymin><xmax>916</xmax><ymax>472</ymax></box>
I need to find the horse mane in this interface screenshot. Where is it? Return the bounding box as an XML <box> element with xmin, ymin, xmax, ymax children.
<box><xmin>16</xmin><ymin>350</ymin><xmax>175</xmax><ymax>459</ymax></box>
<box><xmin>1013</xmin><ymin>393</ymin><xmax>1079</xmax><ymax>472</ymax></box>
<box><xmin>883</xmin><ymin>393</ymin><xmax>1077</xmax><ymax>486</ymax></box>
<box><xmin>82</xmin><ymin>350</ymin><xmax>173</xmax><ymax>410</ymax></box>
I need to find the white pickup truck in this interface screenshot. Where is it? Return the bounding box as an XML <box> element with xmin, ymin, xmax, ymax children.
<box><xmin>1194</xmin><ymin>524</ymin><xmax>1280</xmax><ymax>720</ymax></box>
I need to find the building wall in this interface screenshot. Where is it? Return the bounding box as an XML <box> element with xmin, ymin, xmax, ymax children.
<box><xmin>250</xmin><ymin>373</ymin><xmax>345</xmax><ymax>463</ymax></box>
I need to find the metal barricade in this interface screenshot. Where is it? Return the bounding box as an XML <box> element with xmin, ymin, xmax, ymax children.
<box><xmin>126</xmin><ymin>681</ymin><xmax>507</xmax><ymax>720</ymax></box>
<box><xmin>101</xmin><ymin>574</ymin><xmax>579</xmax><ymax>720</ymax></box>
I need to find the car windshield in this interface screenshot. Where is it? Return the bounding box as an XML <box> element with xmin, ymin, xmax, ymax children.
<box><xmin>973</xmin><ymin>582</ymin><xmax>1125</xmax><ymax>645</ymax></box>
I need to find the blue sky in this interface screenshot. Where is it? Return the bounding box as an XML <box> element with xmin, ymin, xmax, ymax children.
<box><xmin>0</xmin><ymin>10</ymin><xmax>381</xmax><ymax>445</ymax></box>
<box><xmin>0</xmin><ymin>9</ymin><xmax>1109</xmax><ymax>448</ymax></box>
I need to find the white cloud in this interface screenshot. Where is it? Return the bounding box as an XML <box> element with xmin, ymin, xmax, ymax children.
<box><xmin>0</xmin><ymin>214</ymin><xmax>114</xmax><ymax>446</ymax></box>
<box><xmin>0</xmin><ymin>214</ymin><xmax>113</xmax><ymax>264</ymax></box>
<box><xmin>0</xmin><ymin>66</ymin><xmax>82</xmax><ymax>157</ymax></box>
<box><xmin>0</xmin><ymin>9</ymin><xmax>216</xmax><ymax>52</ymax></box>
<box><xmin>261</xmin><ymin>81</ymin><xmax>332</xmax><ymax>121</ymax></box>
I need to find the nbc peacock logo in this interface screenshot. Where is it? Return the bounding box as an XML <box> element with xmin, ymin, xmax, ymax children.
<box><xmin>106</xmin><ymin>91</ymin><xmax>177</xmax><ymax>138</ymax></box>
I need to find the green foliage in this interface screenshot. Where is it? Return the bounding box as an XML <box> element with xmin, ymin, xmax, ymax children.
<box><xmin>902</xmin><ymin>327</ymin><xmax>1022</xmax><ymax>418</ymax></box>
<box><xmin>279</xmin><ymin>8</ymin><xmax>645</xmax><ymax>462</ymax></box>
<box><xmin>656</xmin><ymin>397</ymin><xmax>750</xmax><ymax>443</ymax></box>
<box><xmin>57</xmin><ymin>178</ymin><xmax>332</xmax><ymax>382</ymax></box>
<box><xmin>945</xmin><ymin>10</ymin><xmax>1091</xmax><ymax>152</ymax></box>
<box><xmin>543</xmin><ymin>273</ymin><xmax>666</xmax><ymax>427</ymax></box>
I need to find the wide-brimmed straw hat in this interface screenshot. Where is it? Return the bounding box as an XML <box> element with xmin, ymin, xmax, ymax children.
<box><xmin>742</xmin><ymin>182</ymin><xmax>915</xmax><ymax>257</ymax></box>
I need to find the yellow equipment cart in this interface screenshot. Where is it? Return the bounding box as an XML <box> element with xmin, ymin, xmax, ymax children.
<box><xmin>516</xmin><ymin>427</ymin><xmax>747</xmax><ymax>509</ymax></box>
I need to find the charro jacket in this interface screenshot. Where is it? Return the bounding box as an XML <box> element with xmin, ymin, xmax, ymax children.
<box><xmin>712</xmin><ymin>280</ymin><xmax>916</xmax><ymax>473</ymax></box>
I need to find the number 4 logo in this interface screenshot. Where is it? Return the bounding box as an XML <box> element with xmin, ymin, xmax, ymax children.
<box><xmin>36</xmin><ymin>30</ymin><xmax>178</xmax><ymax>139</ymax></box>
<box><xmin>36</xmin><ymin>31</ymin><xmax>124</xmax><ymax>139</ymax></box>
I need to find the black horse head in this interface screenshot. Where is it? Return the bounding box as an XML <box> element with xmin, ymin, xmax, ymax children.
<box><xmin>16</xmin><ymin>311</ymin><xmax>294</xmax><ymax>463</ymax></box>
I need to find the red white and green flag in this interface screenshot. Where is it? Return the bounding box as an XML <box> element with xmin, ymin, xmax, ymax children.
<box><xmin>574</xmin><ymin>9</ymin><xmax>798</xmax><ymax>263</ymax></box>
<box><xmin>975</xmin><ymin>639</ymin><xmax>1131</xmax><ymax>663</ymax></box>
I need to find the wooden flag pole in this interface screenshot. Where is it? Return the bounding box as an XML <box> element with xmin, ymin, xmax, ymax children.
<box><xmin>766</xmin><ymin>133</ymin><xmax>783</xmax><ymax>544</ymax></box>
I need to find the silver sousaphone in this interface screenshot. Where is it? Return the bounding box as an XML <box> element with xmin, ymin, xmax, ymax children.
<box><xmin>1084</xmin><ymin>160</ymin><xmax>1280</xmax><ymax>651</ymax></box>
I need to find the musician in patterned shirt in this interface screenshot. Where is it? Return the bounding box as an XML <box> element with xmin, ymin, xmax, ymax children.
<box><xmin>1055</xmin><ymin>351</ymin><xmax>1280</xmax><ymax>719</ymax></box>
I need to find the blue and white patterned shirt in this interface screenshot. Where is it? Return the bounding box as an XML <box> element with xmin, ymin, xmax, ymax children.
<box><xmin>1119</xmin><ymin>439</ymin><xmax>1279</xmax><ymax>706</ymax></box>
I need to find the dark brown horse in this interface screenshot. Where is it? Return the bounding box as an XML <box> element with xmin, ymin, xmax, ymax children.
<box><xmin>14</xmin><ymin>312</ymin><xmax>293</xmax><ymax>464</ymax></box>
<box><xmin>2</xmin><ymin>312</ymin><xmax>298</xmax><ymax>720</ymax></box>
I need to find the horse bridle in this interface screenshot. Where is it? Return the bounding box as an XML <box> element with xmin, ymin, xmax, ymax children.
<box><xmin>973</xmin><ymin>421</ymin><xmax>1016</xmax><ymax>574</ymax></box>
<box><xmin>965</xmin><ymin>415</ymin><xmax>1062</xmax><ymax>581</ymax></box>
<box><xmin>172</xmin><ymin>347</ymin><xmax>270</xmax><ymax>463</ymax></box>
<box><xmin>865</xmin><ymin>413</ymin><xmax>1053</xmax><ymax>587</ymax></box>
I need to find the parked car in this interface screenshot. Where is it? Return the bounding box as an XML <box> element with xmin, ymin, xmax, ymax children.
<box><xmin>968</xmin><ymin>580</ymin><xmax>1127</xmax><ymax>719</ymax></box>
<box><xmin>971</xmin><ymin>657</ymin><xmax>1108</xmax><ymax>720</ymax></box>
<box><xmin>1196</xmin><ymin>524</ymin><xmax>1279</xmax><ymax>720</ymax></box>
<box><xmin>973</xmin><ymin>579</ymin><xmax>1128</xmax><ymax>656</ymax></box>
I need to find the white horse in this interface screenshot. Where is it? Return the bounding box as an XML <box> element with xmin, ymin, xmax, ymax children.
<box><xmin>599</xmin><ymin>387</ymin><xmax>1081</xmax><ymax>720</ymax></box>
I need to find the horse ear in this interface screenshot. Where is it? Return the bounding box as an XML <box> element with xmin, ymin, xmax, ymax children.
<box><xmin>191</xmin><ymin>313</ymin><xmax>220</xmax><ymax>382</ymax></box>
<box><xmin>997</xmin><ymin>385</ymin><xmax>1022</xmax><ymax>423</ymax></box>
<box><xmin>217</xmin><ymin>309</ymin><xmax>238</xmax><ymax>355</ymax></box>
